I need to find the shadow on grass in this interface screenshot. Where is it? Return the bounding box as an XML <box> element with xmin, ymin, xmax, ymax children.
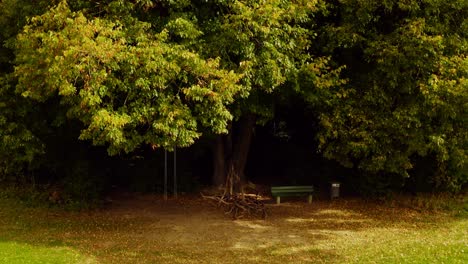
<box><xmin>264</xmin><ymin>197</ymin><xmax>463</xmax><ymax>231</ymax></box>
<box><xmin>0</xmin><ymin>195</ymin><xmax>340</xmax><ymax>263</ymax></box>
<box><xmin>0</xmin><ymin>195</ymin><xmax>464</xmax><ymax>264</ymax></box>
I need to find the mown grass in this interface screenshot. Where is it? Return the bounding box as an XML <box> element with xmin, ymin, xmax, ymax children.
<box><xmin>0</xmin><ymin>241</ymin><xmax>97</xmax><ymax>264</ymax></box>
<box><xmin>0</xmin><ymin>193</ymin><xmax>466</xmax><ymax>263</ymax></box>
<box><xmin>323</xmin><ymin>220</ymin><xmax>467</xmax><ymax>263</ymax></box>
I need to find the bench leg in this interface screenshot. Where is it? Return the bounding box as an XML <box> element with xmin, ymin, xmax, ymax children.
<box><xmin>308</xmin><ymin>195</ymin><xmax>312</xmax><ymax>204</ymax></box>
<box><xmin>276</xmin><ymin>196</ymin><xmax>281</xmax><ymax>204</ymax></box>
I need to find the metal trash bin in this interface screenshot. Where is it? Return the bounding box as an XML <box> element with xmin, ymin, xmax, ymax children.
<box><xmin>330</xmin><ymin>182</ymin><xmax>340</xmax><ymax>199</ymax></box>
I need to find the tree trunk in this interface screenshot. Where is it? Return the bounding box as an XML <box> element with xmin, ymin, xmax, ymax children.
<box><xmin>212</xmin><ymin>135</ymin><xmax>226</xmax><ymax>187</ymax></box>
<box><xmin>230</xmin><ymin>114</ymin><xmax>256</xmax><ymax>184</ymax></box>
<box><xmin>211</xmin><ymin>114</ymin><xmax>256</xmax><ymax>189</ymax></box>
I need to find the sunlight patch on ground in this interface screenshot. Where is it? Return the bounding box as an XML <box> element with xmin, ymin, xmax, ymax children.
<box><xmin>286</xmin><ymin>217</ymin><xmax>370</xmax><ymax>224</ymax></box>
<box><xmin>0</xmin><ymin>241</ymin><xmax>97</xmax><ymax>264</ymax></box>
<box><xmin>231</xmin><ymin>240</ymin><xmax>281</xmax><ymax>250</ymax></box>
<box><xmin>286</xmin><ymin>217</ymin><xmax>317</xmax><ymax>223</ymax></box>
<box><xmin>313</xmin><ymin>209</ymin><xmax>363</xmax><ymax>217</ymax></box>
<box><xmin>231</xmin><ymin>241</ymin><xmax>255</xmax><ymax>250</ymax></box>
<box><xmin>269</xmin><ymin>244</ymin><xmax>316</xmax><ymax>255</ymax></box>
<box><xmin>310</xmin><ymin>221</ymin><xmax>468</xmax><ymax>263</ymax></box>
<box><xmin>234</xmin><ymin>220</ymin><xmax>271</xmax><ymax>230</ymax></box>
<box><xmin>231</xmin><ymin>237</ymin><xmax>284</xmax><ymax>251</ymax></box>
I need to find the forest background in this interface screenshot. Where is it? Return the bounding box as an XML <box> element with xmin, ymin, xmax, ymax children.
<box><xmin>0</xmin><ymin>0</ymin><xmax>466</xmax><ymax>207</ymax></box>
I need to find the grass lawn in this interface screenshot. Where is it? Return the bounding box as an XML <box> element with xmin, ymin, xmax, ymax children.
<box><xmin>0</xmin><ymin>194</ymin><xmax>466</xmax><ymax>263</ymax></box>
<box><xmin>0</xmin><ymin>241</ymin><xmax>96</xmax><ymax>264</ymax></box>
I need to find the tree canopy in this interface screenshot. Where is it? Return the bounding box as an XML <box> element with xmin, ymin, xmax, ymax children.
<box><xmin>14</xmin><ymin>2</ymin><xmax>243</xmax><ymax>154</ymax></box>
<box><xmin>1</xmin><ymin>0</ymin><xmax>466</xmax><ymax>195</ymax></box>
<box><xmin>314</xmin><ymin>0</ymin><xmax>467</xmax><ymax>191</ymax></box>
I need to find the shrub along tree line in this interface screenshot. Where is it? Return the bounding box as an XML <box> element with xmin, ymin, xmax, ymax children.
<box><xmin>0</xmin><ymin>0</ymin><xmax>466</xmax><ymax>203</ymax></box>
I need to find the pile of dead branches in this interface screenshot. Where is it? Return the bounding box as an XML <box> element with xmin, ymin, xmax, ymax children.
<box><xmin>202</xmin><ymin>192</ymin><xmax>267</xmax><ymax>219</ymax></box>
<box><xmin>201</xmin><ymin>166</ymin><xmax>267</xmax><ymax>219</ymax></box>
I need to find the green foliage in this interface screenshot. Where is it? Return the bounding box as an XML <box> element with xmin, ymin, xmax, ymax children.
<box><xmin>0</xmin><ymin>76</ymin><xmax>45</xmax><ymax>180</ymax></box>
<box><xmin>0</xmin><ymin>0</ymin><xmax>58</xmax><ymax>67</ymax></box>
<box><xmin>0</xmin><ymin>179</ymin><xmax>101</xmax><ymax>210</ymax></box>
<box><xmin>197</xmin><ymin>0</ymin><xmax>337</xmax><ymax>121</ymax></box>
<box><xmin>315</xmin><ymin>0</ymin><xmax>468</xmax><ymax>192</ymax></box>
<box><xmin>0</xmin><ymin>0</ymin><xmax>55</xmax><ymax>179</ymax></box>
<box><xmin>409</xmin><ymin>193</ymin><xmax>468</xmax><ymax>217</ymax></box>
<box><xmin>1</xmin><ymin>0</ymin><xmax>466</xmax><ymax>195</ymax></box>
<box><xmin>14</xmin><ymin>1</ymin><xmax>242</xmax><ymax>154</ymax></box>
<box><xmin>0</xmin><ymin>184</ymin><xmax>49</xmax><ymax>208</ymax></box>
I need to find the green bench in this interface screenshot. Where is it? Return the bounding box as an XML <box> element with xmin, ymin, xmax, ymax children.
<box><xmin>271</xmin><ymin>186</ymin><xmax>314</xmax><ymax>204</ymax></box>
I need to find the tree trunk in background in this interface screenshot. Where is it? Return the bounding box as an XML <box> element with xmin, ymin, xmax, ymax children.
<box><xmin>211</xmin><ymin>114</ymin><xmax>256</xmax><ymax>188</ymax></box>
<box><xmin>229</xmin><ymin>114</ymin><xmax>256</xmax><ymax>184</ymax></box>
<box><xmin>212</xmin><ymin>135</ymin><xmax>225</xmax><ymax>187</ymax></box>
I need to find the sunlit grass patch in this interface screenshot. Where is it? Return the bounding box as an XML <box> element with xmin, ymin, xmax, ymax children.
<box><xmin>0</xmin><ymin>241</ymin><xmax>97</xmax><ymax>264</ymax></box>
<box><xmin>233</xmin><ymin>220</ymin><xmax>272</xmax><ymax>230</ymax></box>
<box><xmin>319</xmin><ymin>221</ymin><xmax>468</xmax><ymax>264</ymax></box>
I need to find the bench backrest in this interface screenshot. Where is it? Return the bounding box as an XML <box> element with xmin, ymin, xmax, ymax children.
<box><xmin>271</xmin><ymin>186</ymin><xmax>314</xmax><ymax>196</ymax></box>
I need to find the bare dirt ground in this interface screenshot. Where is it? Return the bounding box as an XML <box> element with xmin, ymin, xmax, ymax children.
<box><xmin>67</xmin><ymin>194</ymin><xmax>444</xmax><ymax>263</ymax></box>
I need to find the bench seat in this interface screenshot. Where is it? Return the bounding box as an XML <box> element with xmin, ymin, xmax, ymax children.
<box><xmin>271</xmin><ymin>186</ymin><xmax>314</xmax><ymax>204</ymax></box>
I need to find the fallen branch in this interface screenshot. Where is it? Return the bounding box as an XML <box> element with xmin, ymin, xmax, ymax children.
<box><xmin>202</xmin><ymin>165</ymin><xmax>267</xmax><ymax>219</ymax></box>
<box><xmin>201</xmin><ymin>192</ymin><xmax>267</xmax><ymax>219</ymax></box>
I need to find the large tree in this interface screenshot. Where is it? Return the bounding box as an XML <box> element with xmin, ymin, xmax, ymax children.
<box><xmin>13</xmin><ymin>1</ymin><xmax>242</xmax><ymax>156</ymax></box>
<box><xmin>5</xmin><ymin>0</ymin><xmax>465</xmax><ymax>194</ymax></box>
<box><xmin>189</xmin><ymin>0</ymin><xmax>341</xmax><ymax>186</ymax></box>
<box><xmin>314</xmin><ymin>0</ymin><xmax>467</xmax><ymax>191</ymax></box>
<box><xmin>5</xmin><ymin>0</ymin><xmax>346</xmax><ymax>190</ymax></box>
